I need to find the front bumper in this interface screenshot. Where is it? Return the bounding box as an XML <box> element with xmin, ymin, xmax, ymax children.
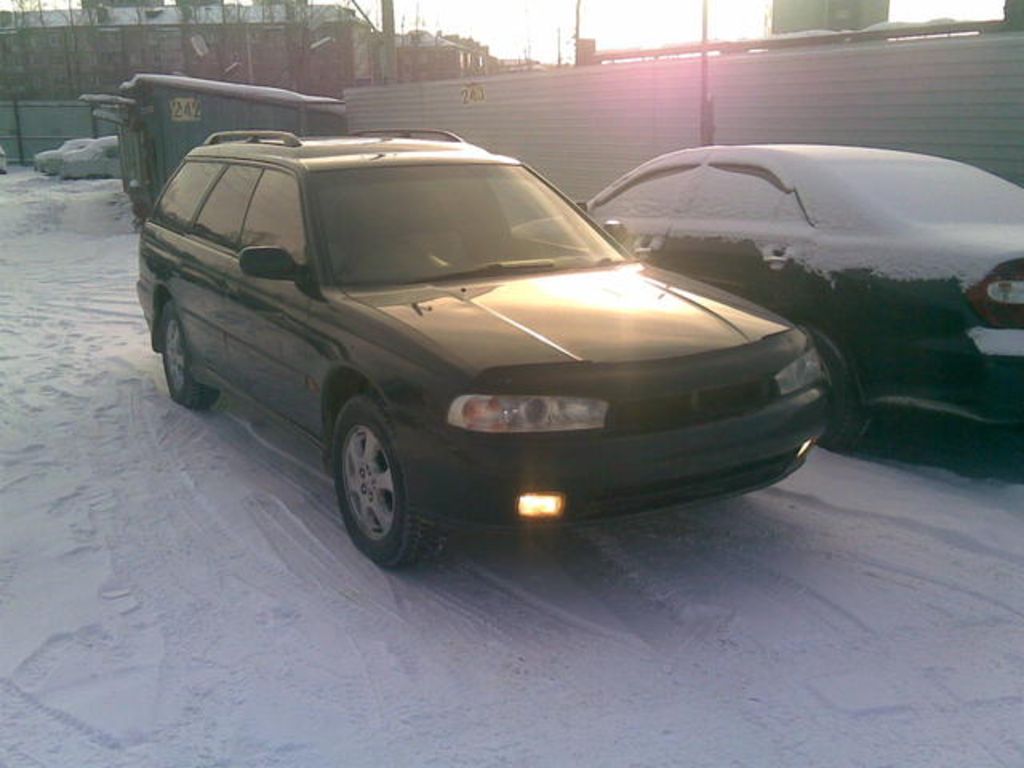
<box><xmin>397</xmin><ymin>386</ymin><xmax>827</xmax><ymax>528</ymax></box>
<box><xmin>877</xmin><ymin>330</ymin><xmax>1024</xmax><ymax>424</ymax></box>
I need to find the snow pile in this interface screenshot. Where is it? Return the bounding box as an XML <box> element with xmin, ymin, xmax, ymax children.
<box><xmin>2</xmin><ymin>167</ymin><xmax>1024</xmax><ymax>766</ymax></box>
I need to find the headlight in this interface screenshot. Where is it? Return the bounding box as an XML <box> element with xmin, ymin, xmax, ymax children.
<box><xmin>774</xmin><ymin>349</ymin><xmax>824</xmax><ymax>396</ymax></box>
<box><xmin>447</xmin><ymin>395</ymin><xmax>608</xmax><ymax>433</ymax></box>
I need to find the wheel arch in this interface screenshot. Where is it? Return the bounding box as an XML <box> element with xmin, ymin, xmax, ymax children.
<box><xmin>151</xmin><ymin>284</ymin><xmax>173</xmax><ymax>352</ymax></box>
<box><xmin>803</xmin><ymin>324</ymin><xmax>866</xmax><ymax>400</ymax></box>
<box><xmin>321</xmin><ymin>366</ymin><xmax>385</xmax><ymax>465</ymax></box>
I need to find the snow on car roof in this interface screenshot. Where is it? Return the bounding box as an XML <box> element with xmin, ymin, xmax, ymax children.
<box><xmin>598</xmin><ymin>144</ymin><xmax>950</xmax><ymax>205</ymax></box>
<box><xmin>120</xmin><ymin>74</ymin><xmax>345</xmax><ymax>111</ymax></box>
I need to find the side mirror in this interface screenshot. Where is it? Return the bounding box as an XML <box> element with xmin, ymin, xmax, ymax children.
<box><xmin>239</xmin><ymin>246</ymin><xmax>297</xmax><ymax>280</ymax></box>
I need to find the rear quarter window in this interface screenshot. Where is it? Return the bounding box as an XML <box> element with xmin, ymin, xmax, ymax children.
<box><xmin>153</xmin><ymin>161</ymin><xmax>223</xmax><ymax>231</ymax></box>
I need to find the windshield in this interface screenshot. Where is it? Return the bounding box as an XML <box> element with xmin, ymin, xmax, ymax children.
<box><xmin>836</xmin><ymin>158</ymin><xmax>1024</xmax><ymax>225</ymax></box>
<box><xmin>312</xmin><ymin>164</ymin><xmax>626</xmax><ymax>286</ymax></box>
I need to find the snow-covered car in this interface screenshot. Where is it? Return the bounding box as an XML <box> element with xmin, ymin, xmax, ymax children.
<box><xmin>33</xmin><ymin>137</ymin><xmax>96</xmax><ymax>176</ymax></box>
<box><xmin>588</xmin><ymin>145</ymin><xmax>1024</xmax><ymax>447</ymax></box>
<box><xmin>59</xmin><ymin>135</ymin><xmax>121</xmax><ymax>180</ymax></box>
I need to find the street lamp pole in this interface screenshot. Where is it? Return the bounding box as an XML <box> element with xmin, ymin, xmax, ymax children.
<box><xmin>381</xmin><ymin>0</ymin><xmax>396</xmax><ymax>83</ymax></box>
<box><xmin>700</xmin><ymin>0</ymin><xmax>714</xmax><ymax>145</ymax></box>
<box><xmin>574</xmin><ymin>0</ymin><xmax>582</xmax><ymax>65</ymax></box>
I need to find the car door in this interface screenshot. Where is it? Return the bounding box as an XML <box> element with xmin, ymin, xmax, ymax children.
<box><xmin>142</xmin><ymin>160</ymin><xmax>227</xmax><ymax>373</ymax></box>
<box><xmin>184</xmin><ymin>162</ymin><xmax>263</xmax><ymax>382</ymax></box>
<box><xmin>226</xmin><ymin>167</ymin><xmax>322</xmax><ymax>435</ymax></box>
<box><xmin>647</xmin><ymin>163</ymin><xmax>817</xmax><ymax>316</ymax></box>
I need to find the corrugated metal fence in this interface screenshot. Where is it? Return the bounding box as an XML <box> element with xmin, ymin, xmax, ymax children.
<box><xmin>0</xmin><ymin>101</ymin><xmax>116</xmax><ymax>164</ymax></box>
<box><xmin>345</xmin><ymin>32</ymin><xmax>1024</xmax><ymax>199</ymax></box>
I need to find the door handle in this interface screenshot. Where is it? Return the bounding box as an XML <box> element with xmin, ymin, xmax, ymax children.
<box><xmin>761</xmin><ymin>244</ymin><xmax>792</xmax><ymax>271</ymax></box>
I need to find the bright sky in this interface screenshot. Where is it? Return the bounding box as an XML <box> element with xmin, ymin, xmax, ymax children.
<box><xmin>384</xmin><ymin>0</ymin><xmax>1006</xmax><ymax>62</ymax></box>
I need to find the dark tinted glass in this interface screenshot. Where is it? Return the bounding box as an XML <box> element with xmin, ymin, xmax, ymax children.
<box><xmin>193</xmin><ymin>165</ymin><xmax>262</xmax><ymax>248</ymax></box>
<box><xmin>155</xmin><ymin>162</ymin><xmax>222</xmax><ymax>230</ymax></box>
<box><xmin>241</xmin><ymin>170</ymin><xmax>306</xmax><ymax>260</ymax></box>
<box><xmin>312</xmin><ymin>164</ymin><xmax>624</xmax><ymax>286</ymax></box>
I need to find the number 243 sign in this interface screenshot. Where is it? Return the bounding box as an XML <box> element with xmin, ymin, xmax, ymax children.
<box><xmin>169</xmin><ymin>97</ymin><xmax>201</xmax><ymax>122</ymax></box>
<box><xmin>460</xmin><ymin>83</ymin><xmax>485</xmax><ymax>104</ymax></box>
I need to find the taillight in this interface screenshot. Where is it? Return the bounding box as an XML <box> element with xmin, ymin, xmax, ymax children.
<box><xmin>967</xmin><ymin>258</ymin><xmax>1024</xmax><ymax>328</ymax></box>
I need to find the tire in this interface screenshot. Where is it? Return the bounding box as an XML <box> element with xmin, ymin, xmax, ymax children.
<box><xmin>159</xmin><ymin>300</ymin><xmax>219</xmax><ymax>411</ymax></box>
<box><xmin>808</xmin><ymin>328</ymin><xmax>869</xmax><ymax>451</ymax></box>
<box><xmin>331</xmin><ymin>396</ymin><xmax>443</xmax><ymax>567</ymax></box>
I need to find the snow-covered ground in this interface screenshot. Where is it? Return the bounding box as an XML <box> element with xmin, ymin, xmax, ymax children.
<box><xmin>2</xmin><ymin>167</ymin><xmax>1023</xmax><ymax>767</ymax></box>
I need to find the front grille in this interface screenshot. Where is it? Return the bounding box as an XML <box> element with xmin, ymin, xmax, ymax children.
<box><xmin>577</xmin><ymin>452</ymin><xmax>796</xmax><ymax>519</ymax></box>
<box><xmin>609</xmin><ymin>378</ymin><xmax>776</xmax><ymax>434</ymax></box>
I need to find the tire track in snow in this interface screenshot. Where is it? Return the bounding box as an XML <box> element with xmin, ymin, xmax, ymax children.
<box><xmin>0</xmin><ymin>678</ymin><xmax>126</xmax><ymax>757</ymax></box>
<box><xmin>765</xmin><ymin>485</ymin><xmax>1024</xmax><ymax>570</ymax></box>
<box><xmin>85</xmin><ymin>378</ymin><xmax>419</xmax><ymax>759</ymax></box>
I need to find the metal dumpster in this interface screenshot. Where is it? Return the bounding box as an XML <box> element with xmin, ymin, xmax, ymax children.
<box><xmin>86</xmin><ymin>74</ymin><xmax>346</xmax><ymax>218</ymax></box>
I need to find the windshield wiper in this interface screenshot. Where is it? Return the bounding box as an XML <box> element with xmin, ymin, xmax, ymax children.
<box><xmin>421</xmin><ymin>259</ymin><xmax>559</xmax><ymax>283</ymax></box>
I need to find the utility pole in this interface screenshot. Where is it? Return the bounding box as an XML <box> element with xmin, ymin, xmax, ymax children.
<box><xmin>700</xmin><ymin>0</ymin><xmax>714</xmax><ymax>145</ymax></box>
<box><xmin>380</xmin><ymin>0</ymin><xmax>396</xmax><ymax>83</ymax></box>
<box><xmin>574</xmin><ymin>0</ymin><xmax>582</xmax><ymax>65</ymax></box>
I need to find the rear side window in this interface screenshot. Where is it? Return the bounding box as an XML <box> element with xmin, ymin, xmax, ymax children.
<box><xmin>241</xmin><ymin>170</ymin><xmax>306</xmax><ymax>261</ymax></box>
<box><xmin>688</xmin><ymin>167</ymin><xmax>808</xmax><ymax>225</ymax></box>
<box><xmin>154</xmin><ymin>161</ymin><xmax>222</xmax><ymax>230</ymax></box>
<box><xmin>192</xmin><ymin>165</ymin><xmax>262</xmax><ymax>249</ymax></box>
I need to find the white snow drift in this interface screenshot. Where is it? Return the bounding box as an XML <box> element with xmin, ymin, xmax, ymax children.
<box><xmin>1</xmin><ymin>168</ymin><xmax>1023</xmax><ymax>767</ymax></box>
<box><xmin>33</xmin><ymin>135</ymin><xmax>120</xmax><ymax>179</ymax></box>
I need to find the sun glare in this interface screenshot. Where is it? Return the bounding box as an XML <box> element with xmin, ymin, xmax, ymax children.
<box><xmin>390</xmin><ymin>0</ymin><xmax>1005</xmax><ymax>62</ymax></box>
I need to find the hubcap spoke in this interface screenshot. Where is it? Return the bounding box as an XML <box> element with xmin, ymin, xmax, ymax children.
<box><xmin>374</xmin><ymin>466</ymin><xmax>394</xmax><ymax>494</ymax></box>
<box><xmin>165</xmin><ymin>319</ymin><xmax>186</xmax><ymax>392</ymax></box>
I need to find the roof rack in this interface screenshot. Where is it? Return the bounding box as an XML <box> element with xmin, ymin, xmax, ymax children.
<box><xmin>351</xmin><ymin>129</ymin><xmax>466</xmax><ymax>143</ymax></box>
<box><xmin>205</xmin><ymin>130</ymin><xmax>302</xmax><ymax>147</ymax></box>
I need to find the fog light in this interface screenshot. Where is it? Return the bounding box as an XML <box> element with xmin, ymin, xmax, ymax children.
<box><xmin>797</xmin><ymin>439</ymin><xmax>815</xmax><ymax>459</ymax></box>
<box><xmin>518</xmin><ymin>493</ymin><xmax>565</xmax><ymax>518</ymax></box>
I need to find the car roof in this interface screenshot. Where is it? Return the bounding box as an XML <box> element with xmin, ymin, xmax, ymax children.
<box><xmin>606</xmin><ymin>143</ymin><xmax>962</xmax><ymax>192</ymax></box>
<box><xmin>591</xmin><ymin>143</ymin><xmax>985</xmax><ymax>232</ymax></box>
<box><xmin>186</xmin><ymin>135</ymin><xmax>519</xmax><ymax>172</ymax></box>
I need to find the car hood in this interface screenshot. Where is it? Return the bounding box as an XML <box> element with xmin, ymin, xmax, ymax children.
<box><xmin>352</xmin><ymin>264</ymin><xmax>791</xmax><ymax>372</ymax></box>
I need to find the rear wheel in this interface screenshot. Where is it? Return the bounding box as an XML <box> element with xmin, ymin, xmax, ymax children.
<box><xmin>332</xmin><ymin>396</ymin><xmax>443</xmax><ymax>567</ymax></box>
<box><xmin>159</xmin><ymin>300</ymin><xmax>219</xmax><ymax>411</ymax></box>
<box><xmin>809</xmin><ymin>329</ymin><xmax>869</xmax><ymax>451</ymax></box>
